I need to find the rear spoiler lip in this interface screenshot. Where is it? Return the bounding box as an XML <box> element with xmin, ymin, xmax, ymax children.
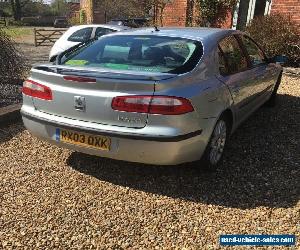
<box><xmin>32</xmin><ymin>64</ymin><xmax>177</xmax><ymax>81</ymax></box>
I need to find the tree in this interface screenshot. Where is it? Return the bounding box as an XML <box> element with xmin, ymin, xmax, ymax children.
<box><xmin>10</xmin><ymin>0</ymin><xmax>32</xmax><ymax>20</ymax></box>
<box><xmin>50</xmin><ymin>0</ymin><xmax>68</xmax><ymax>16</ymax></box>
<box><xmin>195</xmin><ymin>0</ymin><xmax>237</xmax><ymax>27</ymax></box>
<box><xmin>94</xmin><ymin>0</ymin><xmax>145</xmax><ymax>21</ymax></box>
<box><xmin>92</xmin><ymin>0</ymin><xmax>173</xmax><ymax>26</ymax></box>
<box><xmin>22</xmin><ymin>1</ymin><xmax>52</xmax><ymax>17</ymax></box>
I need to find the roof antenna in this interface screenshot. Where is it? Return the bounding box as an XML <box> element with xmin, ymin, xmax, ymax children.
<box><xmin>154</xmin><ymin>26</ymin><xmax>160</xmax><ymax>32</ymax></box>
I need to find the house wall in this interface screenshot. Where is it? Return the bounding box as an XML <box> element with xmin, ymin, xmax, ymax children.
<box><xmin>270</xmin><ymin>0</ymin><xmax>300</xmax><ymax>28</ymax></box>
<box><xmin>160</xmin><ymin>0</ymin><xmax>188</xmax><ymax>26</ymax></box>
<box><xmin>158</xmin><ymin>0</ymin><xmax>233</xmax><ymax>28</ymax></box>
<box><xmin>80</xmin><ymin>0</ymin><xmax>105</xmax><ymax>24</ymax></box>
<box><xmin>66</xmin><ymin>3</ymin><xmax>80</xmax><ymax>19</ymax></box>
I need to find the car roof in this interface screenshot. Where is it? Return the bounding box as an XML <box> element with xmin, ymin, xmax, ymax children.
<box><xmin>71</xmin><ymin>24</ymin><xmax>129</xmax><ymax>31</ymax></box>
<box><xmin>110</xmin><ymin>27</ymin><xmax>241</xmax><ymax>41</ymax></box>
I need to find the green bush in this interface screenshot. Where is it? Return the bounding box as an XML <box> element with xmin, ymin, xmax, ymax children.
<box><xmin>246</xmin><ymin>14</ymin><xmax>300</xmax><ymax>67</ymax></box>
<box><xmin>7</xmin><ymin>19</ymin><xmax>24</xmax><ymax>26</ymax></box>
<box><xmin>0</xmin><ymin>28</ymin><xmax>28</xmax><ymax>85</ymax></box>
<box><xmin>69</xmin><ymin>16</ymin><xmax>81</xmax><ymax>26</ymax></box>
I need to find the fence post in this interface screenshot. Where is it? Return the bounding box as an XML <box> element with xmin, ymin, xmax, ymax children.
<box><xmin>34</xmin><ymin>28</ymin><xmax>37</xmax><ymax>47</ymax></box>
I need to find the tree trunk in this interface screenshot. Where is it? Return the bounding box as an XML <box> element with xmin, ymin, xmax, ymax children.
<box><xmin>10</xmin><ymin>0</ymin><xmax>22</xmax><ymax>21</ymax></box>
<box><xmin>185</xmin><ymin>0</ymin><xmax>194</xmax><ymax>26</ymax></box>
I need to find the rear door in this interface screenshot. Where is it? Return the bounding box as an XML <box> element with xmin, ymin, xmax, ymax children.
<box><xmin>30</xmin><ymin>68</ymin><xmax>157</xmax><ymax>128</ymax></box>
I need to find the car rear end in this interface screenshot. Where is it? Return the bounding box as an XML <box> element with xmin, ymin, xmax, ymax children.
<box><xmin>54</xmin><ymin>18</ymin><xmax>68</xmax><ymax>28</ymax></box>
<box><xmin>22</xmin><ymin>33</ymin><xmax>215</xmax><ymax>165</ymax></box>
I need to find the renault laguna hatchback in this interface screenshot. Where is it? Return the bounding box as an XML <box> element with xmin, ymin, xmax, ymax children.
<box><xmin>21</xmin><ymin>28</ymin><xmax>283</xmax><ymax>169</ymax></box>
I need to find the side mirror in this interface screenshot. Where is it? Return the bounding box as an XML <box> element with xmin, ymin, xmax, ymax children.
<box><xmin>270</xmin><ymin>55</ymin><xmax>288</xmax><ymax>66</ymax></box>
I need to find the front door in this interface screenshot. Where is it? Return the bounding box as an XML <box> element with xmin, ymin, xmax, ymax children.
<box><xmin>237</xmin><ymin>35</ymin><xmax>278</xmax><ymax>105</ymax></box>
<box><xmin>216</xmin><ymin>35</ymin><xmax>261</xmax><ymax>123</ymax></box>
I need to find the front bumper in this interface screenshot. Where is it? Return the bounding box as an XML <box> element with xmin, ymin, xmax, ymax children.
<box><xmin>21</xmin><ymin>109</ymin><xmax>211</xmax><ymax>165</ymax></box>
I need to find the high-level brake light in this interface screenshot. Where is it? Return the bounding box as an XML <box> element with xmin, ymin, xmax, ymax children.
<box><xmin>112</xmin><ymin>95</ymin><xmax>194</xmax><ymax>115</ymax></box>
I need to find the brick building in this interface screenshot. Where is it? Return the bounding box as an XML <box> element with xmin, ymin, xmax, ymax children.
<box><xmin>65</xmin><ymin>0</ymin><xmax>81</xmax><ymax>20</ymax></box>
<box><xmin>162</xmin><ymin>0</ymin><xmax>300</xmax><ymax>29</ymax></box>
<box><xmin>79</xmin><ymin>0</ymin><xmax>300</xmax><ymax>30</ymax></box>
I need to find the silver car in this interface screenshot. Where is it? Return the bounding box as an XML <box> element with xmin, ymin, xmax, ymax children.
<box><xmin>21</xmin><ymin>28</ymin><xmax>283</xmax><ymax>169</ymax></box>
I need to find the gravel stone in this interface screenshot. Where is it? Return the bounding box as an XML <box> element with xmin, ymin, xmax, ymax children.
<box><xmin>0</xmin><ymin>75</ymin><xmax>299</xmax><ymax>249</ymax></box>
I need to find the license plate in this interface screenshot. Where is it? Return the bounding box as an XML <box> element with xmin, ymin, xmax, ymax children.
<box><xmin>56</xmin><ymin>128</ymin><xmax>111</xmax><ymax>151</ymax></box>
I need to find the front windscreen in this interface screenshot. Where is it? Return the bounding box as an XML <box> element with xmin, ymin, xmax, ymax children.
<box><xmin>61</xmin><ymin>35</ymin><xmax>203</xmax><ymax>74</ymax></box>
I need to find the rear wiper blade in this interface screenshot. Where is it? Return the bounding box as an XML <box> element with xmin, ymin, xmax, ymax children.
<box><xmin>55</xmin><ymin>38</ymin><xmax>97</xmax><ymax>65</ymax></box>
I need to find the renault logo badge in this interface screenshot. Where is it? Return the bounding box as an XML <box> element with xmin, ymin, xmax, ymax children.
<box><xmin>74</xmin><ymin>96</ymin><xmax>86</xmax><ymax>111</ymax></box>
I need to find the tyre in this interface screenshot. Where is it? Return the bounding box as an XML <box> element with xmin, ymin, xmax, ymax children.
<box><xmin>200</xmin><ymin>114</ymin><xmax>230</xmax><ymax>171</ymax></box>
<box><xmin>265</xmin><ymin>71</ymin><xmax>283</xmax><ymax>107</ymax></box>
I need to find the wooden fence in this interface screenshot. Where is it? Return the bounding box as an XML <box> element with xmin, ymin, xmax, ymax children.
<box><xmin>0</xmin><ymin>18</ymin><xmax>6</xmax><ymax>27</ymax></box>
<box><xmin>34</xmin><ymin>28</ymin><xmax>67</xmax><ymax>47</ymax></box>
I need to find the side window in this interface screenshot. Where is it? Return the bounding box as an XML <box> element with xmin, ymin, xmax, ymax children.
<box><xmin>218</xmin><ymin>36</ymin><xmax>248</xmax><ymax>75</ymax></box>
<box><xmin>240</xmin><ymin>35</ymin><xmax>266</xmax><ymax>67</ymax></box>
<box><xmin>95</xmin><ymin>28</ymin><xmax>115</xmax><ymax>38</ymax></box>
<box><xmin>68</xmin><ymin>28</ymin><xmax>93</xmax><ymax>42</ymax></box>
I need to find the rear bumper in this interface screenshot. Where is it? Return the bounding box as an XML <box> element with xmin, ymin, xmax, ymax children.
<box><xmin>21</xmin><ymin>109</ymin><xmax>211</xmax><ymax>165</ymax></box>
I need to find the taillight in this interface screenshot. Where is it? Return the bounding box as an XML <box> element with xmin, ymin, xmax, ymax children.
<box><xmin>63</xmin><ymin>76</ymin><xmax>96</xmax><ymax>83</ymax></box>
<box><xmin>22</xmin><ymin>80</ymin><xmax>53</xmax><ymax>100</ymax></box>
<box><xmin>112</xmin><ymin>95</ymin><xmax>194</xmax><ymax>115</ymax></box>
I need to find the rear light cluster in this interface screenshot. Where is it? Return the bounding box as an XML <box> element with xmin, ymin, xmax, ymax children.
<box><xmin>63</xmin><ymin>76</ymin><xmax>96</xmax><ymax>83</ymax></box>
<box><xmin>112</xmin><ymin>95</ymin><xmax>194</xmax><ymax>115</ymax></box>
<box><xmin>22</xmin><ymin>80</ymin><xmax>53</xmax><ymax>100</ymax></box>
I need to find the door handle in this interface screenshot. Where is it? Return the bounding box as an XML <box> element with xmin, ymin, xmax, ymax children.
<box><xmin>232</xmin><ymin>86</ymin><xmax>240</xmax><ymax>94</ymax></box>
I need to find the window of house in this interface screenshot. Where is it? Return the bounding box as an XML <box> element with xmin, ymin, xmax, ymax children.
<box><xmin>68</xmin><ymin>27</ymin><xmax>93</xmax><ymax>42</ymax></box>
<box><xmin>218</xmin><ymin>36</ymin><xmax>248</xmax><ymax>75</ymax></box>
<box><xmin>254</xmin><ymin>0</ymin><xmax>268</xmax><ymax>17</ymax></box>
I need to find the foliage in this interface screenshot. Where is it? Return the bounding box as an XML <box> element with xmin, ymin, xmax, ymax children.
<box><xmin>22</xmin><ymin>1</ymin><xmax>53</xmax><ymax>17</ymax></box>
<box><xmin>79</xmin><ymin>9</ymin><xmax>86</xmax><ymax>24</ymax></box>
<box><xmin>149</xmin><ymin>0</ymin><xmax>174</xmax><ymax>26</ymax></box>
<box><xmin>9</xmin><ymin>0</ymin><xmax>33</xmax><ymax>21</ymax></box>
<box><xmin>6</xmin><ymin>0</ymin><xmax>67</xmax><ymax>21</ymax></box>
<box><xmin>94</xmin><ymin>0</ymin><xmax>146</xmax><ymax>21</ymax></box>
<box><xmin>2</xmin><ymin>26</ymin><xmax>32</xmax><ymax>38</ymax></box>
<box><xmin>69</xmin><ymin>16</ymin><xmax>81</xmax><ymax>26</ymax></box>
<box><xmin>195</xmin><ymin>0</ymin><xmax>237</xmax><ymax>27</ymax></box>
<box><xmin>246</xmin><ymin>14</ymin><xmax>300</xmax><ymax>67</ymax></box>
<box><xmin>0</xmin><ymin>28</ymin><xmax>28</xmax><ymax>84</ymax></box>
<box><xmin>7</xmin><ymin>19</ymin><xmax>24</xmax><ymax>26</ymax></box>
<box><xmin>50</xmin><ymin>0</ymin><xmax>68</xmax><ymax>17</ymax></box>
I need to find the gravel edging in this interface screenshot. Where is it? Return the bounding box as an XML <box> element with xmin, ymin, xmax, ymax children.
<box><xmin>0</xmin><ymin>103</ymin><xmax>22</xmax><ymax>125</ymax></box>
<box><xmin>0</xmin><ymin>81</ymin><xmax>22</xmax><ymax>108</ymax></box>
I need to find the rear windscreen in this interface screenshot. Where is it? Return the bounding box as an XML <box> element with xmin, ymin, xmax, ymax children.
<box><xmin>62</xmin><ymin>35</ymin><xmax>203</xmax><ymax>74</ymax></box>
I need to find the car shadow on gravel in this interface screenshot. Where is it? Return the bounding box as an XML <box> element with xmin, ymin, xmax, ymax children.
<box><xmin>67</xmin><ymin>94</ymin><xmax>299</xmax><ymax>209</ymax></box>
<box><xmin>0</xmin><ymin>122</ymin><xmax>24</xmax><ymax>144</ymax></box>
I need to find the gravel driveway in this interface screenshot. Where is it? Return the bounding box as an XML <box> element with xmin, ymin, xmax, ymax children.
<box><xmin>0</xmin><ymin>75</ymin><xmax>299</xmax><ymax>249</ymax></box>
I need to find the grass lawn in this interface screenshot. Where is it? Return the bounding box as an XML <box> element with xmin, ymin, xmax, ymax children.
<box><xmin>2</xmin><ymin>26</ymin><xmax>33</xmax><ymax>38</ymax></box>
